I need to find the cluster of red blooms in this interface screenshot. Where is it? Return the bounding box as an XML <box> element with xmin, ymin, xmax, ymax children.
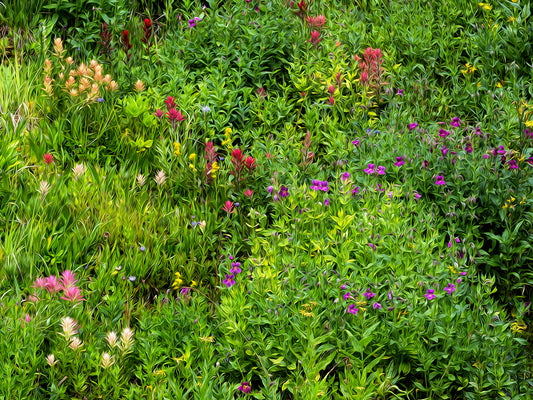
<box><xmin>290</xmin><ymin>0</ymin><xmax>308</xmax><ymax>19</ymax></box>
<box><xmin>230</xmin><ymin>148</ymin><xmax>257</xmax><ymax>187</ymax></box>
<box><xmin>141</xmin><ymin>18</ymin><xmax>152</xmax><ymax>44</ymax></box>
<box><xmin>353</xmin><ymin>47</ymin><xmax>388</xmax><ymax>99</ymax></box>
<box><xmin>153</xmin><ymin>96</ymin><xmax>186</xmax><ymax>130</ymax></box>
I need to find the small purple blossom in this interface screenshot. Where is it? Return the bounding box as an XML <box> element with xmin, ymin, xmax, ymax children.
<box><xmin>376</xmin><ymin>165</ymin><xmax>386</xmax><ymax>175</ymax></box>
<box><xmin>230</xmin><ymin>262</ymin><xmax>242</xmax><ymax>274</ymax></box>
<box><xmin>394</xmin><ymin>157</ymin><xmax>404</xmax><ymax>167</ymax></box>
<box><xmin>435</xmin><ymin>175</ymin><xmax>445</xmax><ymax>186</ymax></box>
<box><xmin>279</xmin><ymin>186</ymin><xmax>289</xmax><ymax>198</ymax></box>
<box><xmin>324</xmin><ymin>198</ymin><xmax>330</xmax><ymax>206</ymax></box>
<box><xmin>439</xmin><ymin>128</ymin><xmax>450</xmax><ymax>138</ymax></box>
<box><xmin>465</xmin><ymin>142</ymin><xmax>473</xmax><ymax>154</ymax></box>
<box><xmin>352</xmin><ymin>138</ymin><xmax>360</xmax><ymax>146</ymax></box>
<box><xmin>444</xmin><ymin>283</ymin><xmax>456</xmax><ymax>294</ymax></box>
<box><xmin>373</xmin><ymin>302</ymin><xmax>382</xmax><ymax>309</ymax></box>
<box><xmin>425</xmin><ymin>289</ymin><xmax>436</xmax><ymax>300</ymax></box>
<box><xmin>408</xmin><ymin>122</ymin><xmax>418</xmax><ymax>130</ymax></box>
<box><xmin>341</xmin><ymin>172</ymin><xmax>350</xmax><ymax>182</ymax></box>
<box><xmin>343</xmin><ymin>292</ymin><xmax>351</xmax><ymax>300</ymax></box>
<box><xmin>238</xmin><ymin>381</ymin><xmax>252</xmax><ymax>393</ymax></box>
<box><xmin>128</xmin><ymin>276</ymin><xmax>136</xmax><ymax>282</ymax></box>
<box><xmin>351</xmin><ymin>186</ymin><xmax>360</xmax><ymax>197</ymax></box>
<box><xmin>363</xmin><ymin>289</ymin><xmax>375</xmax><ymax>300</ymax></box>
<box><xmin>348</xmin><ymin>304</ymin><xmax>358</xmax><ymax>314</ymax></box>
<box><xmin>450</xmin><ymin>117</ymin><xmax>461</xmax><ymax>128</ymax></box>
<box><xmin>396</xmin><ymin>89</ymin><xmax>404</xmax><ymax>96</ymax></box>
<box><xmin>267</xmin><ymin>185</ymin><xmax>274</xmax><ymax>194</ymax></box>
<box><xmin>223</xmin><ymin>274</ymin><xmax>235</xmax><ymax>288</ymax></box>
<box><xmin>508</xmin><ymin>159</ymin><xmax>518</xmax><ymax>170</ymax></box>
<box><xmin>364</xmin><ymin>163</ymin><xmax>375</xmax><ymax>174</ymax></box>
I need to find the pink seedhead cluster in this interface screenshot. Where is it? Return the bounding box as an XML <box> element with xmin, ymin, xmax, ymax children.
<box><xmin>32</xmin><ymin>270</ymin><xmax>85</xmax><ymax>303</ymax></box>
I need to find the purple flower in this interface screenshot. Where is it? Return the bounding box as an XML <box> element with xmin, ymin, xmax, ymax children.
<box><xmin>267</xmin><ymin>185</ymin><xmax>274</xmax><ymax>194</ymax></box>
<box><xmin>324</xmin><ymin>198</ymin><xmax>330</xmax><ymax>206</ymax></box>
<box><xmin>351</xmin><ymin>186</ymin><xmax>360</xmax><ymax>197</ymax></box>
<box><xmin>465</xmin><ymin>142</ymin><xmax>473</xmax><ymax>154</ymax></box>
<box><xmin>373</xmin><ymin>302</ymin><xmax>382</xmax><ymax>309</ymax></box>
<box><xmin>238</xmin><ymin>381</ymin><xmax>252</xmax><ymax>393</ymax></box>
<box><xmin>230</xmin><ymin>262</ymin><xmax>242</xmax><ymax>274</ymax></box>
<box><xmin>460</xmin><ymin>272</ymin><xmax>467</xmax><ymax>276</ymax></box>
<box><xmin>408</xmin><ymin>122</ymin><xmax>418</xmax><ymax>131</ymax></box>
<box><xmin>340</xmin><ymin>284</ymin><xmax>347</xmax><ymax>290</ymax></box>
<box><xmin>181</xmin><ymin>287</ymin><xmax>190</xmax><ymax>296</ymax></box>
<box><xmin>128</xmin><ymin>276</ymin><xmax>136</xmax><ymax>282</ymax></box>
<box><xmin>343</xmin><ymin>292</ymin><xmax>351</xmax><ymax>300</ymax></box>
<box><xmin>508</xmin><ymin>160</ymin><xmax>518</xmax><ymax>170</ymax></box>
<box><xmin>341</xmin><ymin>172</ymin><xmax>350</xmax><ymax>182</ymax></box>
<box><xmin>223</xmin><ymin>274</ymin><xmax>235</xmax><ymax>288</ymax></box>
<box><xmin>425</xmin><ymin>289</ymin><xmax>436</xmax><ymax>300</ymax></box>
<box><xmin>394</xmin><ymin>157</ymin><xmax>404</xmax><ymax>167</ymax></box>
<box><xmin>364</xmin><ymin>163</ymin><xmax>375</xmax><ymax>174</ymax></box>
<box><xmin>279</xmin><ymin>186</ymin><xmax>289</xmax><ymax>198</ymax></box>
<box><xmin>347</xmin><ymin>304</ymin><xmax>358</xmax><ymax>314</ymax></box>
<box><xmin>439</xmin><ymin>128</ymin><xmax>450</xmax><ymax>138</ymax></box>
<box><xmin>450</xmin><ymin>117</ymin><xmax>461</xmax><ymax>128</ymax></box>
<box><xmin>97</xmin><ymin>97</ymin><xmax>104</xmax><ymax>103</ymax></box>
<box><xmin>442</xmin><ymin>146</ymin><xmax>449</xmax><ymax>156</ymax></box>
<box><xmin>413</xmin><ymin>191</ymin><xmax>422</xmax><ymax>200</ymax></box>
<box><xmin>376</xmin><ymin>166</ymin><xmax>386</xmax><ymax>175</ymax></box>
<box><xmin>139</xmin><ymin>246</ymin><xmax>146</xmax><ymax>252</ymax></box>
<box><xmin>388</xmin><ymin>290</ymin><xmax>392</xmax><ymax>300</ymax></box>
<box><xmin>352</xmin><ymin>138</ymin><xmax>360</xmax><ymax>146</ymax></box>
<box><xmin>363</xmin><ymin>289</ymin><xmax>375</xmax><ymax>300</ymax></box>
<box><xmin>396</xmin><ymin>89</ymin><xmax>404</xmax><ymax>96</ymax></box>
<box><xmin>435</xmin><ymin>175</ymin><xmax>445</xmax><ymax>186</ymax></box>
<box><xmin>444</xmin><ymin>283</ymin><xmax>456</xmax><ymax>294</ymax></box>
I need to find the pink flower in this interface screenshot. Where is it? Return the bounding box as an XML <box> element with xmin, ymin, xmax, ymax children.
<box><xmin>23</xmin><ymin>314</ymin><xmax>31</xmax><ymax>324</ymax></box>
<box><xmin>43</xmin><ymin>153</ymin><xmax>54</xmax><ymax>165</ymax></box>
<box><xmin>61</xmin><ymin>286</ymin><xmax>85</xmax><ymax>302</ymax></box>
<box><xmin>153</xmin><ymin>109</ymin><xmax>165</xmax><ymax>119</ymax></box>
<box><xmin>309</xmin><ymin>30</ymin><xmax>321</xmax><ymax>47</ymax></box>
<box><xmin>444</xmin><ymin>283</ymin><xmax>456</xmax><ymax>295</ymax></box>
<box><xmin>408</xmin><ymin>122</ymin><xmax>418</xmax><ymax>130</ymax></box>
<box><xmin>32</xmin><ymin>277</ymin><xmax>48</xmax><ymax>289</ymax></box>
<box><xmin>222</xmin><ymin>200</ymin><xmax>235</xmax><ymax>214</ymax></box>
<box><xmin>167</xmin><ymin>108</ymin><xmax>186</xmax><ymax>128</ymax></box>
<box><xmin>348</xmin><ymin>304</ymin><xmax>358</xmax><ymax>314</ymax></box>
<box><xmin>244</xmin><ymin>189</ymin><xmax>253</xmax><ymax>197</ymax></box>
<box><xmin>164</xmin><ymin>96</ymin><xmax>176</xmax><ymax>110</ymax></box>
<box><xmin>45</xmin><ymin>276</ymin><xmax>62</xmax><ymax>293</ymax></box>
<box><xmin>61</xmin><ymin>270</ymin><xmax>78</xmax><ymax>290</ymax></box>
<box><xmin>450</xmin><ymin>117</ymin><xmax>461</xmax><ymax>128</ymax></box>
<box><xmin>364</xmin><ymin>163</ymin><xmax>375</xmax><ymax>174</ymax></box>
<box><xmin>328</xmin><ymin>85</ymin><xmax>336</xmax><ymax>95</ymax></box>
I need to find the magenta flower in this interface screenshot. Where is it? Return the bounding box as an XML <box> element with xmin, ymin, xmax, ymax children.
<box><xmin>153</xmin><ymin>109</ymin><xmax>165</xmax><ymax>119</ymax></box>
<box><xmin>32</xmin><ymin>277</ymin><xmax>48</xmax><ymax>290</ymax></box>
<box><xmin>364</xmin><ymin>163</ymin><xmax>375</xmax><ymax>174</ymax></box>
<box><xmin>363</xmin><ymin>289</ymin><xmax>375</xmax><ymax>300</ymax></box>
<box><xmin>397</xmin><ymin>89</ymin><xmax>404</xmax><ymax>96</ymax></box>
<box><xmin>441</xmin><ymin>146</ymin><xmax>449</xmax><ymax>156</ymax></box>
<box><xmin>465</xmin><ymin>142</ymin><xmax>473</xmax><ymax>154</ymax></box>
<box><xmin>279</xmin><ymin>186</ymin><xmax>289</xmax><ymax>198</ymax></box>
<box><xmin>164</xmin><ymin>96</ymin><xmax>176</xmax><ymax>110</ymax></box>
<box><xmin>167</xmin><ymin>108</ymin><xmax>186</xmax><ymax>129</ymax></box>
<box><xmin>408</xmin><ymin>122</ymin><xmax>418</xmax><ymax>130</ymax></box>
<box><xmin>435</xmin><ymin>175</ymin><xmax>445</xmax><ymax>185</ymax></box>
<box><xmin>351</xmin><ymin>138</ymin><xmax>360</xmax><ymax>146</ymax></box>
<box><xmin>238</xmin><ymin>381</ymin><xmax>251</xmax><ymax>393</ymax></box>
<box><xmin>324</xmin><ymin>198</ymin><xmax>330</xmax><ymax>206</ymax></box>
<box><xmin>343</xmin><ymin>292</ymin><xmax>351</xmax><ymax>300</ymax></box>
<box><xmin>376</xmin><ymin>165</ymin><xmax>386</xmax><ymax>175</ymax></box>
<box><xmin>450</xmin><ymin>117</ymin><xmax>461</xmax><ymax>128</ymax></box>
<box><xmin>45</xmin><ymin>276</ymin><xmax>62</xmax><ymax>293</ymax></box>
<box><xmin>413</xmin><ymin>191</ymin><xmax>421</xmax><ymax>200</ymax></box>
<box><xmin>373</xmin><ymin>302</ymin><xmax>382</xmax><ymax>309</ymax></box>
<box><xmin>508</xmin><ymin>160</ymin><xmax>518</xmax><ymax>170</ymax></box>
<box><xmin>61</xmin><ymin>270</ymin><xmax>78</xmax><ymax>290</ymax></box>
<box><xmin>439</xmin><ymin>128</ymin><xmax>450</xmax><ymax>138</ymax></box>
<box><xmin>61</xmin><ymin>286</ymin><xmax>85</xmax><ymax>302</ymax></box>
<box><xmin>444</xmin><ymin>283</ymin><xmax>456</xmax><ymax>294</ymax></box>
<box><xmin>223</xmin><ymin>274</ymin><xmax>235</xmax><ymax>288</ymax></box>
<box><xmin>341</xmin><ymin>172</ymin><xmax>350</xmax><ymax>182</ymax></box>
<box><xmin>394</xmin><ymin>157</ymin><xmax>404</xmax><ymax>167</ymax></box>
<box><xmin>351</xmin><ymin>186</ymin><xmax>360</xmax><ymax>197</ymax></box>
<box><xmin>347</xmin><ymin>304</ymin><xmax>358</xmax><ymax>315</ymax></box>
<box><xmin>425</xmin><ymin>289</ymin><xmax>436</xmax><ymax>300</ymax></box>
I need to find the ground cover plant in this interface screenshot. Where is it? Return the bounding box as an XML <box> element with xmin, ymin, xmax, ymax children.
<box><xmin>0</xmin><ymin>0</ymin><xmax>532</xmax><ymax>398</ymax></box>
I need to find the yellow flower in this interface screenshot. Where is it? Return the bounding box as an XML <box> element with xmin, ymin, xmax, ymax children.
<box><xmin>211</xmin><ymin>161</ymin><xmax>220</xmax><ymax>178</ymax></box>
<box><xmin>173</xmin><ymin>142</ymin><xmax>181</xmax><ymax>156</ymax></box>
<box><xmin>188</xmin><ymin>163</ymin><xmax>197</xmax><ymax>172</ymax></box>
<box><xmin>189</xmin><ymin>153</ymin><xmax>196</xmax><ymax>162</ymax></box>
<box><xmin>200</xmin><ymin>336</ymin><xmax>215</xmax><ymax>343</ymax></box>
<box><xmin>508</xmin><ymin>16</ymin><xmax>516</xmax><ymax>22</ymax></box>
<box><xmin>496</xmin><ymin>81</ymin><xmax>502</xmax><ymax>88</ymax></box>
<box><xmin>300</xmin><ymin>310</ymin><xmax>314</xmax><ymax>317</ymax></box>
<box><xmin>191</xmin><ymin>280</ymin><xmax>197</xmax><ymax>287</ymax></box>
<box><xmin>172</xmin><ymin>272</ymin><xmax>183</xmax><ymax>289</ymax></box>
<box><xmin>510</xmin><ymin>321</ymin><xmax>527</xmax><ymax>333</ymax></box>
<box><xmin>224</xmin><ymin>127</ymin><xmax>232</xmax><ymax>136</ymax></box>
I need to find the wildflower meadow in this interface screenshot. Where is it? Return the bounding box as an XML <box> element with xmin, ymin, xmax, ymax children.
<box><xmin>0</xmin><ymin>0</ymin><xmax>532</xmax><ymax>398</ymax></box>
